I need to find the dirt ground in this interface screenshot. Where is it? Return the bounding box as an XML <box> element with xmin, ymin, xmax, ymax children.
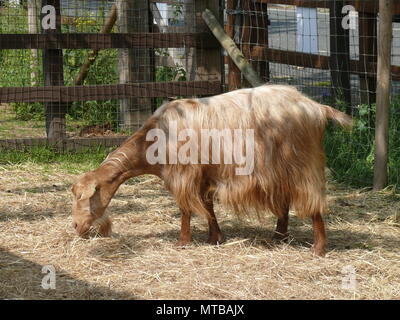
<box><xmin>0</xmin><ymin>162</ymin><xmax>399</xmax><ymax>300</ymax></box>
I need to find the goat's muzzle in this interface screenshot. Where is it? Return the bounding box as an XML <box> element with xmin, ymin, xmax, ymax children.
<box><xmin>71</xmin><ymin>217</ymin><xmax>93</xmax><ymax>238</ymax></box>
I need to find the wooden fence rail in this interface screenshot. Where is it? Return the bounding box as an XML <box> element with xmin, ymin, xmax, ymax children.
<box><xmin>258</xmin><ymin>0</ymin><xmax>400</xmax><ymax>14</ymax></box>
<box><xmin>0</xmin><ymin>0</ymin><xmax>223</xmax><ymax>144</ymax></box>
<box><xmin>0</xmin><ymin>33</ymin><xmax>219</xmax><ymax>49</ymax></box>
<box><xmin>249</xmin><ymin>47</ymin><xmax>400</xmax><ymax>81</ymax></box>
<box><xmin>1</xmin><ymin>0</ymin><xmax>398</xmax><ymax>147</ymax></box>
<box><xmin>0</xmin><ymin>81</ymin><xmax>222</xmax><ymax>103</ymax></box>
<box><xmin>225</xmin><ymin>0</ymin><xmax>400</xmax><ymax>108</ymax></box>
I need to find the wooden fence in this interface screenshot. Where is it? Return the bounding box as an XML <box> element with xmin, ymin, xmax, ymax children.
<box><xmin>226</xmin><ymin>0</ymin><xmax>400</xmax><ymax>112</ymax></box>
<box><xmin>0</xmin><ymin>0</ymin><xmax>223</xmax><ymax>150</ymax></box>
<box><xmin>1</xmin><ymin>0</ymin><xmax>399</xmax><ymax>151</ymax></box>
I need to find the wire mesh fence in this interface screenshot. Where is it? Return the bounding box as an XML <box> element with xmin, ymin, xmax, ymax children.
<box><xmin>0</xmin><ymin>0</ymin><xmax>399</xmax><ymax>188</ymax></box>
<box><xmin>223</xmin><ymin>0</ymin><xmax>400</xmax><ymax>188</ymax></box>
<box><xmin>225</xmin><ymin>0</ymin><xmax>400</xmax><ymax>104</ymax></box>
<box><xmin>0</xmin><ymin>0</ymin><xmax>222</xmax><ymax>146</ymax></box>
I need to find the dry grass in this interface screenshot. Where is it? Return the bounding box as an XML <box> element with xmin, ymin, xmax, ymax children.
<box><xmin>0</xmin><ymin>163</ymin><xmax>399</xmax><ymax>300</ymax></box>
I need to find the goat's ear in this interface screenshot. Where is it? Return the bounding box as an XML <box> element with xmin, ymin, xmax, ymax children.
<box><xmin>70</xmin><ymin>183</ymin><xmax>78</xmax><ymax>194</ymax></box>
<box><xmin>80</xmin><ymin>183</ymin><xmax>97</xmax><ymax>200</ymax></box>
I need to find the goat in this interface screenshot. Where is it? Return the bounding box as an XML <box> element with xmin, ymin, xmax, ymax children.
<box><xmin>71</xmin><ymin>85</ymin><xmax>352</xmax><ymax>256</ymax></box>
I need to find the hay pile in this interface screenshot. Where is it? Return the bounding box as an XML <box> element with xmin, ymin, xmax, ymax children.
<box><xmin>0</xmin><ymin>163</ymin><xmax>399</xmax><ymax>299</ymax></box>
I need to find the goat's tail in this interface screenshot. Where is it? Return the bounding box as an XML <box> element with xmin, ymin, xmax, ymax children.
<box><xmin>321</xmin><ymin>104</ymin><xmax>353</xmax><ymax>129</ymax></box>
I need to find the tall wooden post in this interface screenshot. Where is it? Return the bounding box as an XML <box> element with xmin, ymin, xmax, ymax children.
<box><xmin>41</xmin><ymin>0</ymin><xmax>66</xmax><ymax>139</ymax></box>
<box><xmin>250</xmin><ymin>0</ymin><xmax>269</xmax><ymax>83</ymax></box>
<box><xmin>202</xmin><ymin>8</ymin><xmax>263</xmax><ymax>87</ymax></box>
<box><xmin>117</xmin><ymin>0</ymin><xmax>152</xmax><ymax>131</ymax></box>
<box><xmin>359</xmin><ymin>12</ymin><xmax>377</xmax><ymax>106</ymax></box>
<box><xmin>148</xmin><ymin>2</ymin><xmax>156</xmax><ymax>113</ymax></box>
<box><xmin>373</xmin><ymin>0</ymin><xmax>393</xmax><ymax>190</ymax></box>
<box><xmin>240</xmin><ymin>0</ymin><xmax>251</xmax><ymax>87</ymax></box>
<box><xmin>195</xmin><ymin>0</ymin><xmax>222</xmax><ymax>87</ymax></box>
<box><xmin>28</xmin><ymin>0</ymin><xmax>39</xmax><ymax>87</ymax></box>
<box><xmin>226</xmin><ymin>0</ymin><xmax>241</xmax><ymax>90</ymax></box>
<box><xmin>184</xmin><ymin>0</ymin><xmax>196</xmax><ymax>81</ymax></box>
<box><xmin>329</xmin><ymin>0</ymin><xmax>352</xmax><ymax>113</ymax></box>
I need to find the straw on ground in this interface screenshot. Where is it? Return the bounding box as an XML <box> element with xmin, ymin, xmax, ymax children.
<box><xmin>0</xmin><ymin>162</ymin><xmax>399</xmax><ymax>299</ymax></box>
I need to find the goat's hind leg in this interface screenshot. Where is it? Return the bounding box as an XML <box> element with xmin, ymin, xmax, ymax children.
<box><xmin>204</xmin><ymin>197</ymin><xmax>223</xmax><ymax>245</ymax></box>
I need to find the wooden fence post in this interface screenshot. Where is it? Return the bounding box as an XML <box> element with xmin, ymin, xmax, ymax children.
<box><xmin>373</xmin><ymin>0</ymin><xmax>393</xmax><ymax>190</ymax></box>
<box><xmin>226</xmin><ymin>0</ymin><xmax>241</xmax><ymax>90</ymax></box>
<box><xmin>117</xmin><ymin>0</ymin><xmax>152</xmax><ymax>131</ymax></box>
<box><xmin>329</xmin><ymin>0</ymin><xmax>352</xmax><ymax>113</ymax></box>
<box><xmin>183</xmin><ymin>0</ymin><xmax>196</xmax><ymax>81</ymax></box>
<box><xmin>252</xmin><ymin>0</ymin><xmax>269</xmax><ymax>83</ymax></box>
<box><xmin>226</xmin><ymin>0</ymin><xmax>269</xmax><ymax>90</ymax></box>
<box><xmin>359</xmin><ymin>11</ymin><xmax>377</xmax><ymax>106</ymax></box>
<box><xmin>41</xmin><ymin>0</ymin><xmax>66</xmax><ymax>139</ymax></box>
<box><xmin>240</xmin><ymin>0</ymin><xmax>251</xmax><ymax>87</ymax></box>
<box><xmin>28</xmin><ymin>0</ymin><xmax>39</xmax><ymax>87</ymax></box>
<box><xmin>202</xmin><ymin>8</ymin><xmax>263</xmax><ymax>87</ymax></box>
<box><xmin>195</xmin><ymin>0</ymin><xmax>223</xmax><ymax>89</ymax></box>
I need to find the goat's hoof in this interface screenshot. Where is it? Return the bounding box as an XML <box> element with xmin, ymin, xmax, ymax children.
<box><xmin>311</xmin><ymin>246</ymin><xmax>326</xmax><ymax>257</ymax></box>
<box><xmin>175</xmin><ymin>239</ymin><xmax>191</xmax><ymax>247</ymax></box>
<box><xmin>207</xmin><ymin>234</ymin><xmax>223</xmax><ymax>245</ymax></box>
<box><xmin>272</xmin><ymin>232</ymin><xmax>289</xmax><ymax>242</ymax></box>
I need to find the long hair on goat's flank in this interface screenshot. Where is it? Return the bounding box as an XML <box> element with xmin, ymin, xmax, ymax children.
<box><xmin>150</xmin><ymin>86</ymin><xmax>349</xmax><ymax>221</ymax></box>
<box><xmin>162</xmin><ymin>163</ymin><xmax>212</xmax><ymax>218</ymax></box>
<box><xmin>156</xmin><ymin>99</ymin><xmax>217</xmax><ymax>219</ymax></box>
<box><xmin>161</xmin><ymin>86</ymin><xmax>332</xmax><ymax>220</ymax></box>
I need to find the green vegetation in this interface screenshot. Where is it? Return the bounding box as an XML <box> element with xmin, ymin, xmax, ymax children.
<box><xmin>0</xmin><ymin>5</ymin><xmax>186</xmax><ymax>129</ymax></box>
<box><xmin>2</xmin><ymin>95</ymin><xmax>400</xmax><ymax>190</ymax></box>
<box><xmin>0</xmin><ymin>146</ymin><xmax>109</xmax><ymax>173</ymax></box>
<box><xmin>325</xmin><ymin>99</ymin><xmax>400</xmax><ymax>189</ymax></box>
<box><xmin>1</xmin><ymin>4</ymin><xmax>399</xmax><ymax>189</ymax></box>
<box><xmin>0</xmin><ymin>5</ymin><xmax>121</xmax><ymax>125</ymax></box>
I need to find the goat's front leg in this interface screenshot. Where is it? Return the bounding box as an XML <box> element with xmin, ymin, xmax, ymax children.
<box><xmin>311</xmin><ymin>213</ymin><xmax>326</xmax><ymax>257</ymax></box>
<box><xmin>175</xmin><ymin>208</ymin><xmax>192</xmax><ymax>246</ymax></box>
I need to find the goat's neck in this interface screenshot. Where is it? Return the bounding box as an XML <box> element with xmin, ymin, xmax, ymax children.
<box><xmin>97</xmin><ymin>133</ymin><xmax>162</xmax><ymax>190</ymax></box>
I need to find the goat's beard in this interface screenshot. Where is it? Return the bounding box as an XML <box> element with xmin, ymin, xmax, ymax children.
<box><xmin>92</xmin><ymin>215</ymin><xmax>112</xmax><ymax>237</ymax></box>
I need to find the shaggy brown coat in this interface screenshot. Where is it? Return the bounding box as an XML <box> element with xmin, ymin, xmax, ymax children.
<box><xmin>71</xmin><ymin>85</ymin><xmax>352</xmax><ymax>256</ymax></box>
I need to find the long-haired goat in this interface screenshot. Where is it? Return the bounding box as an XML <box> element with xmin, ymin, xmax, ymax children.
<box><xmin>71</xmin><ymin>85</ymin><xmax>352</xmax><ymax>256</ymax></box>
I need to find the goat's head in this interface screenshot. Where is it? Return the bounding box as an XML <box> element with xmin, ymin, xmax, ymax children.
<box><xmin>71</xmin><ymin>171</ymin><xmax>112</xmax><ymax>238</ymax></box>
